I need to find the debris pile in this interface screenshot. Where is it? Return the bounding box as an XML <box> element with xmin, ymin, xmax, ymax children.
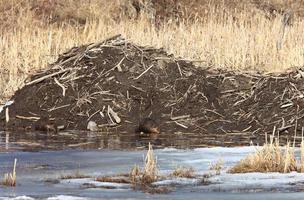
<box><xmin>1</xmin><ymin>35</ymin><xmax>304</xmax><ymax>146</ymax></box>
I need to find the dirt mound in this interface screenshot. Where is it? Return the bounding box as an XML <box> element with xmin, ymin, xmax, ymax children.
<box><xmin>1</xmin><ymin>35</ymin><xmax>304</xmax><ymax>146</ymax></box>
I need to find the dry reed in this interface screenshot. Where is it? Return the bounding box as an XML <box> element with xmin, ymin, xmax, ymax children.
<box><xmin>209</xmin><ymin>158</ymin><xmax>224</xmax><ymax>175</ymax></box>
<box><xmin>229</xmin><ymin>137</ymin><xmax>304</xmax><ymax>173</ymax></box>
<box><xmin>2</xmin><ymin>158</ymin><xmax>17</xmax><ymax>187</ymax></box>
<box><xmin>170</xmin><ymin>166</ymin><xmax>195</xmax><ymax>178</ymax></box>
<box><xmin>142</xmin><ymin>142</ymin><xmax>158</xmax><ymax>183</ymax></box>
<box><xmin>129</xmin><ymin>143</ymin><xmax>158</xmax><ymax>186</ymax></box>
<box><xmin>130</xmin><ymin>164</ymin><xmax>141</xmax><ymax>184</ymax></box>
<box><xmin>301</xmin><ymin>138</ymin><xmax>304</xmax><ymax>173</ymax></box>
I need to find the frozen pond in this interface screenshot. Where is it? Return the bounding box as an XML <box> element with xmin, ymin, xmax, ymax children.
<box><xmin>1</xmin><ymin>144</ymin><xmax>304</xmax><ymax>200</ymax></box>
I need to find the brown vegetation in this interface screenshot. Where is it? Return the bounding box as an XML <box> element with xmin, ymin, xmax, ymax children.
<box><xmin>142</xmin><ymin>143</ymin><xmax>158</xmax><ymax>182</ymax></box>
<box><xmin>229</xmin><ymin>136</ymin><xmax>304</xmax><ymax>173</ymax></box>
<box><xmin>60</xmin><ymin>170</ymin><xmax>91</xmax><ymax>179</ymax></box>
<box><xmin>96</xmin><ymin>175</ymin><xmax>131</xmax><ymax>184</ymax></box>
<box><xmin>209</xmin><ymin>158</ymin><xmax>224</xmax><ymax>175</ymax></box>
<box><xmin>170</xmin><ymin>166</ymin><xmax>195</xmax><ymax>178</ymax></box>
<box><xmin>128</xmin><ymin>143</ymin><xmax>159</xmax><ymax>186</ymax></box>
<box><xmin>2</xmin><ymin>158</ymin><xmax>17</xmax><ymax>187</ymax></box>
<box><xmin>2</xmin><ymin>0</ymin><xmax>304</xmax><ymax>102</ymax></box>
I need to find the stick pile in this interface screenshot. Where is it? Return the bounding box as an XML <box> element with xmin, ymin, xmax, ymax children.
<box><xmin>1</xmin><ymin>35</ymin><xmax>304</xmax><ymax>146</ymax></box>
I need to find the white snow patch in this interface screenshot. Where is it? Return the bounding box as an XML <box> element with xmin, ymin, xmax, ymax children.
<box><xmin>60</xmin><ymin>178</ymin><xmax>131</xmax><ymax>189</ymax></box>
<box><xmin>153</xmin><ymin>177</ymin><xmax>201</xmax><ymax>186</ymax></box>
<box><xmin>0</xmin><ymin>196</ymin><xmax>34</xmax><ymax>200</ymax></box>
<box><xmin>47</xmin><ymin>195</ymin><xmax>87</xmax><ymax>200</ymax></box>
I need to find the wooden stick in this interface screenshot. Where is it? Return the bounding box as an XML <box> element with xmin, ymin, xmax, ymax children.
<box><xmin>25</xmin><ymin>68</ymin><xmax>71</xmax><ymax>86</ymax></box>
<box><xmin>87</xmin><ymin>109</ymin><xmax>101</xmax><ymax>121</ymax></box>
<box><xmin>48</xmin><ymin>104</ymin><xmax>70</xmax><ymax>112</ymax></box>
<box><xmin>103</xmin><ymin>57</ymin><xmax>125</xmax><ymax>75</ymax></box>
<box><xmin>175</xmin><ymin>60</ymin><xmax>183</xmax><ymax>77</ymax></box>
<box><xmin>5</xmin><ymin>108</ymin><xmax>9</xmax><ymax>123</ymax></box>
<box><xmin>171</xmin><ymin>115</ymin><xmax>190</xmax><ymax>121</ymax></box>
<box><xmin>134</xmin><ymin>65</ymin><xmax>154</xmax><ymax>80</ymax></box>
<box><xmin>174</xmin><ymin>121</ymin><xmax>188</xmax><ymax>129</ymax></box>
<box><xmin>54</xmin><ymin>78</ymin><xmax>66</xmax><ymax>96</ymax></box>
<box><xmin>16</xmin><ymin>115</ymin><xmax>40</xmax><ymax>121</ymax></box>
<box><xmin>108</xmin><ymin>105</ymin><xmax>121</xmax><ymax>124</ymax></box>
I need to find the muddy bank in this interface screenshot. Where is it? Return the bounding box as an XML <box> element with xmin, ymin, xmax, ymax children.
<box><xmin>1</xmin><ymin>35</ymin><xmax>304</xmax><ymax>146</ymax></box>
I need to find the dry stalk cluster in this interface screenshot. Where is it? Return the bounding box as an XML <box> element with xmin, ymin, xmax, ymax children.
<box><xmin>229</xmin><ymin>136</ymin><xmax>304</xmax><ymax>173</ymax></box>
<box><xmin>209</xmin><ymin>158</ymin><xmax>224</xmax><ymax>175</ymax></box>
<box><xmin>130</xmin><ymin>143</ymin><xmax>158</xmax><ymax>185</ymax></box>
<box><xmin>2</xmin><ymin>158</ymin><xmax>17</xmax><ymax>187</ymax></box>
<box><xmin>170</xmin><ymin>166</ymin><xmax>195</xmax><ymax>178</ymax></box>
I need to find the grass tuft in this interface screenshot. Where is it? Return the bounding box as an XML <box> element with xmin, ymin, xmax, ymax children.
<box><xmin>2</xmin><ymin>158</ymin><xmax>17</xmax><ymax>187</ymax></box>
<box><xmin>170</xmin><ymin>166</ymin><xmax>195</xmax><ymax>178</ymax></box>
<box><xmin>130</xmin><ymin>164</ymin><xmax>141</xmax><ymax>184</ymax></box>
<box><xmin>229</xmin><ymin>137</ymin><xmax>304</xmax><ymax>174</ymax></box>
<box><xmin>301</xmin><ymin>138</ymin><xmax>304</xmax><ymax>173</ymax></box>
<box><xmin>209</xmin><ymin>158</ymin><xmax>224</xmax><ymax>175</ymax></box>
<box><xmin>142</xmin><ymin>142</ymin><xmax>158</xmax><ymax>184</ymax></box>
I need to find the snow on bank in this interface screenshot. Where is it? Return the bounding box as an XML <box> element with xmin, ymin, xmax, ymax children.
<box><xmin>0</xmin><ymin>196</ymin><xmax>88</xmax><ymax>200</ymax></box>
<box><xmin>59</xmin><ymin>178</ymin><xmax>131</xmax><ymax>189</ymax></box>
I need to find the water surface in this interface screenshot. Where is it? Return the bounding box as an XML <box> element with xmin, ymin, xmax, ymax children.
<box><xmin>1</xmin><ymin>131</ymin><xmax>304</xmax><ymax>200</ymax></box>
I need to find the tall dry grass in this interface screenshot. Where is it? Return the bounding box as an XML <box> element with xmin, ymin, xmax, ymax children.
<box><xmin>229</xmin><ymin>137</ymin><xmax>304</xmax><ymax>174</ymax></box>
<box><xmin>1</xmin><ymin>0</ymin><xmax>304</xmax><ymax>102</ymax></box>
<box><xmin>2</xmin><ymin>158</ymin><xmax>17</xmax><ymax>187</ymax></box>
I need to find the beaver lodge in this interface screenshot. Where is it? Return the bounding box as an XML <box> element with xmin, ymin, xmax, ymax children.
<box><xmin>1</xmin><ymin>35</ymin><xmax>304</xmax><ymax>146</ymax></box>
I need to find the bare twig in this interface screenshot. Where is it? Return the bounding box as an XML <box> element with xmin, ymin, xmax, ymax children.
<box><xmin>16</xmin><ymin>115</ymin><xmax>40</xmax><ymax>121</ymax></box>
<box><xmin>54</xmin><ymin>78</ymin><xmax>66</xmax><ymax>96</ymax></box>
<box><xmin>5</xmin><ymin>108</ymin><xmax>9</xmax><ymax>123</ymax></box>
<box><xmin>171</xmin><ymin>115</ymin><xmax>190</xmax><ymax>121</ymax></box>
<box><xmin>26</xmin><ymin>68</ymin><xmax>71</xmax><ymax>86</ymax></box>
<box><xmin>108</xmin><ymin>105</ymin><xmax>121</xmax><ymax>124</ymax></box>
<box><xmin>134</xmin><ymin>65</ymin><xmax>154</xmax><ymax>80</ymax></box>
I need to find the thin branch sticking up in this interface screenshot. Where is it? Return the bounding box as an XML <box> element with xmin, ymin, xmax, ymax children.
<box><xmin>54</xmin><ymin>78</ymin><xmax>66</xmax><ymax>96</ymax></box>
<box><xmin>134</xmin><ymin>65</ymin><xmax>154</xmax><ymax>80</ymax></box>
<box><xmin>107</xmin><ymin>105</ymin><xmax>121</xmax><ymax>124</ymax></box>
<box><xmin>103</xmin><ymin>57</ymin><xmax>125</xmax><ymax>75</ymax></box>
<box><xmin>5</xmin><ymin>108</ymin><xmax>9</xmax><ymax>123</ymax></box>
<box><xmin>25</xmin><ymin>68</ymin><xmax>71</xmax><ymax>86</ymax></box>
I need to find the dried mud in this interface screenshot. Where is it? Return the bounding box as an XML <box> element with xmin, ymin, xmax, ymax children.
<box><xmin>1</xmin><ymin>35</ymin><xmax>304</xmax><ymax>146</ymax></box>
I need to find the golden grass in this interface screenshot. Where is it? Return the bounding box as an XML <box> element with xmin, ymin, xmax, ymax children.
<box><xmin>129</xmin><ymin>143</ymin><xmax>158</xmax><ymax>185</ymax></box>
<box><xmin>2</xmin><ymin>158</ymin><xmax>17</xmax><ymax>187</ymax></box>
<box><xmin>2</xmin><ymin>0</ymin><xmax>304</xmax><ymax>102</ymax></box>
<box><xmin>209</xmin><ymin>158</ymin><xmax>224</xmax><ymax>175</ymax></box>
<box><xmin>170</xmin><ymin>166</ymin><xmax>195</xmax><ymax>178</ymax></box>
<box><xmin>130</xmin><ymin>164</ymin><xmax>141</xmax><ymax>184</ymax></box>
<box><xmin>229</xmin><ymin>137</ymin><xmax>303</xmax><ymax>174</ymax></box>
<box><xmin>142</xmin><ymin>143</ymin><xmax>158</xmax><ymax>183</ymax></box>
<box><xmin>301</xmin><ymin>138</ymin><xmax>304</xmax><ymax>173</ymax></box>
